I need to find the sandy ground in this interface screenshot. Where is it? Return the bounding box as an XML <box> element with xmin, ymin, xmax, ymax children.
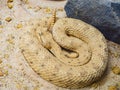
<box><xmin>0</xmin><ymin>0</ymin><xmax>120</xmax><ymax>90</ymax></box>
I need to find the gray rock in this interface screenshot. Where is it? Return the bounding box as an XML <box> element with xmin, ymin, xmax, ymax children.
<box><xmin>65</xmin><ymin>0</ymin><xmax>120</xmax><ymax>44</ymax></box>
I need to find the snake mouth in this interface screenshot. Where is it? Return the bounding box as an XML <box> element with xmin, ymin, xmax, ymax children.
<box><xmin>48</xmin><ymin>49</ymin><xmax>56</xmax><ymax>57</ymax></box>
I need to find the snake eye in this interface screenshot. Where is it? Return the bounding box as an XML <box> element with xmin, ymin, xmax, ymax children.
<box><xmin>39</xmin><ymin>32</ymin><xmax>43</xmax><ymax>36</ymax></box>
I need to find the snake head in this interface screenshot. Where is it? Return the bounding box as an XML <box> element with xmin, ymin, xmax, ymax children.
<box><xmin>35</xmin><ymin>27</ymin><xmax>52</xmax><ymax>49</ymax></box>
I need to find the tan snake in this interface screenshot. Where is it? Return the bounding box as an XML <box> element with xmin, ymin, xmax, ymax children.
<box><xmin>19</xmin><ymin>12</ymin><xmax>108</xmax><ymax>89</ymax></box>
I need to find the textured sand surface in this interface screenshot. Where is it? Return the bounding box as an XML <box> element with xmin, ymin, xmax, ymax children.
<box><xmin>0</xmin><ymin>0</ymin><xmax>120</xmax><ymax>90</ymax></box>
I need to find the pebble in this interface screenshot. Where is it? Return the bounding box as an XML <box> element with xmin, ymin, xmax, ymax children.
<box><xmin>0</xmin><ymin>70</ymin><xmax>4</xmax><ymax>76</ymax></box>
<box><xmin>4</xmin><ymin>54</ymin><xmax>9</xmax><ymax>59</ymax></box>
<box><xmin>112</xmin><ymin>66</ymin><xmax>120</xmax><ymax>75</ymax></box>
<box><xmin>0</xmin><ymin>25</ymin><xmax>3</xmax><ymax>28</ymax></box>
<box><xmin>108</xmin><ymin>86</ymin><xmax>118</xmax><ymax>90</ymax></box>
<box><xmin>5</xmin><ymin>17</ymin><xmax>12</xmax><ymax>22</ymax></box>
<box><xmin>16</xmin><ymin>23</ymin><xmax>23</xmax><ymax>29</ymax></box>
<box><xmin>6</xmin><ymin>38</ymin><xmax>14</xmax><ymax>45</ymax></box>
<box><xmin>45</xmin><ymin>7</ymin><xmax>51</xmax><ymax>13</ymax></box>
<box><xmin>7</xmin><ymin>3</ymin><xmax>13</xmax><ymax>9</ymax></box>
<box><xmin>0</xmin><ymin>59</ymin><xmax>2</xmax><ymax>64</ymax></box>
<box><xmin>7</xmin><ymin>0</ymin><xmax>13</xmax><ymax>3</ymax></box>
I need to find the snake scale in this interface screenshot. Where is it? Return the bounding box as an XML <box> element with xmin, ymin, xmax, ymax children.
<box><xmin>19</xmin><ymin>11</ymin><xmax>108</xmax><ymax>89</ymax></box>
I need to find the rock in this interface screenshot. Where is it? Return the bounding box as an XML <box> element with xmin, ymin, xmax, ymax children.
<box><xmin>112</xmin><ymin>66</ymin><xmax>120</xmax><ymax>75</ymax></box>
<box><xmin>108</xmin><ymin>85</ymin><xmax>118</xmax><ymax>90</ymax></box>
<box><xmin>65</xmin><ymin>0</ymin><xmax>120</xmax><ymax>44</ymax></box>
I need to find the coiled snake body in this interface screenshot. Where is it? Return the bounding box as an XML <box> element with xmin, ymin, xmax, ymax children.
<box><xmin>19</xmin><ymin>13</ymin><xmax>108</xmax><ymax>89</ymax></box>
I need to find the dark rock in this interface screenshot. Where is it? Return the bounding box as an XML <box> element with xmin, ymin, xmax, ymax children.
<box><xmin>65</xmin><ymin>0</ymin><xmax>120</xmax><ymax>44</ymax></box>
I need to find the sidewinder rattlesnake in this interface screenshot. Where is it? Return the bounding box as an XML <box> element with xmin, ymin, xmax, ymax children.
<box><xmin>19</xmin><ymin>11</ymin><xmax>108</xmax><ymax>89</ymax></box>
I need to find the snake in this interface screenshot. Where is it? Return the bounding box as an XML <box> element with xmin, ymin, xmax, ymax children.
<box><xmin>19</xmin><ymin>11</ymin><xmax>108</xmax><ymax>89</ymax></box>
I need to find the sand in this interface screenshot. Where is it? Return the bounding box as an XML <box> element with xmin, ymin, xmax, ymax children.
<box><xmin>0</xmin><ymin>0</ymin><xmax>120</xmax><ymax>90</ymax></box>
